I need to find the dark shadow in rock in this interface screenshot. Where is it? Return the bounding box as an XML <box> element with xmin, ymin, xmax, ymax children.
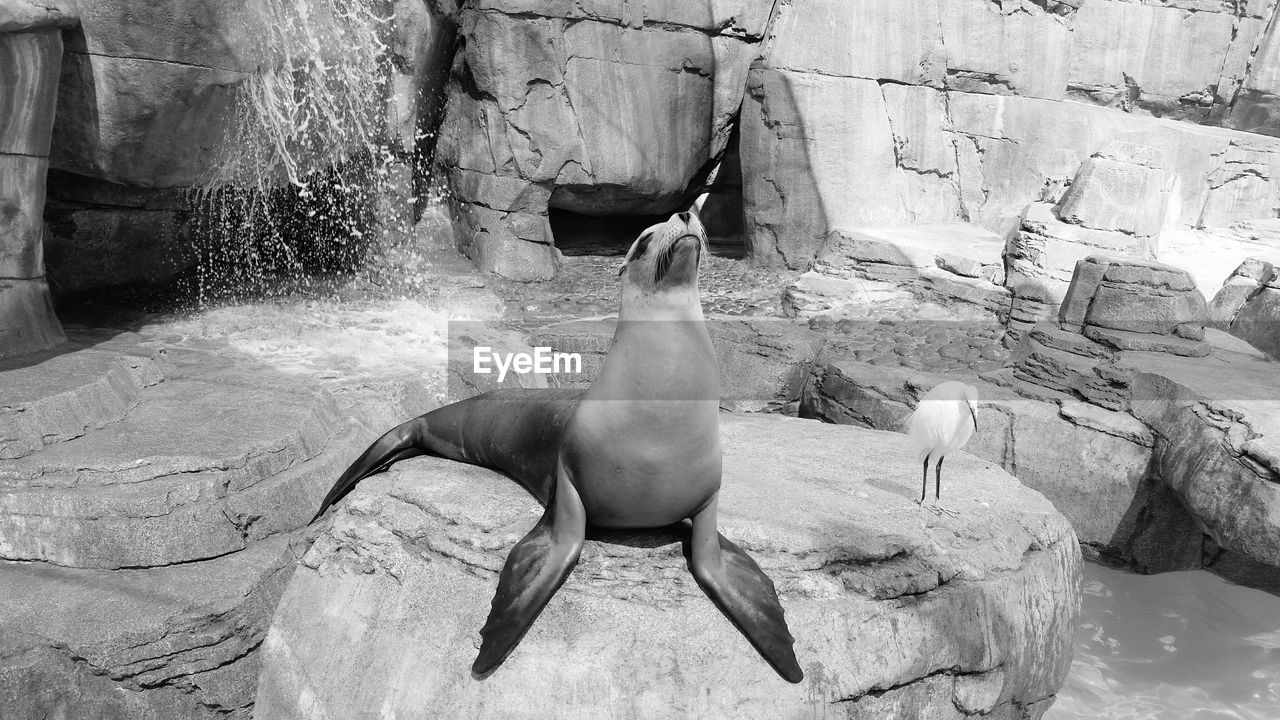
<box><xmin>550</xmin><ymin>209</ymin><xmax>670</xmax><ymax>257</ymax></box>
<box><xmin>1102</xmin><ymin>472</ymin><xmax>1203</xmax><ymax>574</ymax></box>
<box><xmin>588</xmin><ymin>523</ymin><xmax>688</xmax><ymax>549</ymax></box>
<box><xmin>740</xmin><ymin>64</ymin><xmax>829</xmax><ymax>271</ymax></box>
<box><xmin>864</xmin><ymin>476</ymin><xmax>918</xmax><ymax>502</ymax></box>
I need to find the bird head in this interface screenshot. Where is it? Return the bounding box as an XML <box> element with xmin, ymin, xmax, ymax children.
<box><xmin>962</xmin><ymin>384</ymin><xmax>980</xmax><ymax>432</ymax></box>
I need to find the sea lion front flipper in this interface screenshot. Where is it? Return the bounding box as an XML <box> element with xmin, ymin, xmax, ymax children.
<box><xmin>688</xmin><ymin>495</ymin><xmax>803</xmax><ymax>683</ymax></box>
<box><xmin>473</xmin><ymin>463</ymin><xmax>586</xmax><ymax>676</ymax></box>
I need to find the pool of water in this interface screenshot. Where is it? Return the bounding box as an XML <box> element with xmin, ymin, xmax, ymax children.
<box><xmin>1048</xmin><ymin>562</ymin><xmax>1280</xmax><ymax>720</ymax></box>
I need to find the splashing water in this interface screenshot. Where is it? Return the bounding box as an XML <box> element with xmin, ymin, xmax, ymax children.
<box><xmin>189</xmin><ymin>0</ymin><xmax>413</xmax><ymax>302</ymax></box>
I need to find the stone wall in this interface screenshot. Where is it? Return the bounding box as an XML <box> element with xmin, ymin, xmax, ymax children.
<box><xmin>434</xmin><ymin>0</ymin><xmax>772</xmax><ymax>280</ymax></box>
<box><xmin>742</xmin><ymin>0</ymin><xmax>1280</xmax><ymax>270</ymax></box>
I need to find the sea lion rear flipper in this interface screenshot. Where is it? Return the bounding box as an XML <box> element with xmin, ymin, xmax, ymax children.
<box><xmin>473</xmin><ymin>465</ymin><xmax>586</xmax><ymax>676</ymax></box>
<box><xmin>310</xmin><ymin>420</ymin><xmax>426</xmax><ymax>523</ymax></box>
<box><xmin>688</xmin><ymin>496</ymin><xmax>803</xmax><ymax>683</ymax></box>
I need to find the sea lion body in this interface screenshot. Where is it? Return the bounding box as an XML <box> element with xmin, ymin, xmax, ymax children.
<box><xmin>568</xmin><ymin>259</ymin><xmax>721</xmax><ymax>527</ymax></box>
<box><xmin>311</xmin><ymin>212</ymin><xmax>802</xmax><ymax>682</ymax></box>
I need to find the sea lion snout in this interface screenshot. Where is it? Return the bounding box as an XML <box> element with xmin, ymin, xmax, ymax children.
<box><xmin>671</xmin><ymin>211</ymin><xmax>706</xmax><ymax>245</ymax></box>
<box><xmin>619</xmin><ymin>211</ymin><xmax>707</xmax><ymax>286</ymax></box>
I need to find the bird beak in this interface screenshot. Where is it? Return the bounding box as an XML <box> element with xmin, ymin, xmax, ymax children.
<box><xmin>968</xmin><ymin>401</ymin><xmax>979</xmax><ymax>432</ymax></box>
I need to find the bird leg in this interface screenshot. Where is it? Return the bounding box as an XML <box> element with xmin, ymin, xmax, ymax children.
<box><xmin>917</xmin><ymin>457</ymin><xmax>929</xmax><ymax>505</ymax></box>
<box><xmin>935</xmin><ymin>456</ymin><xmax>942</xmax><ymax>500</ymax></box>
<box><xmin>932</xmin><ymin>457</ymin><xmax>958</xmax><ymax>518</ymax></box>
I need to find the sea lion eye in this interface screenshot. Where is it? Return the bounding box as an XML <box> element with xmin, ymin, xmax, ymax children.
<box><xmin>619</xmin><ymin>230</ymin><xmax>655</xmax><ymax>276</ymax></box>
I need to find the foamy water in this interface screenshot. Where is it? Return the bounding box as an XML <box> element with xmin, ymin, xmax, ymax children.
<box><xmin>1048</xmin><ymin>562</ymin><xmax>1280</xmax><ymax>720</ymax></box>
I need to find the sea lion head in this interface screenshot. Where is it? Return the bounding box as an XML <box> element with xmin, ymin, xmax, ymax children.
<box><xmin>617</xmin><ymin>211</ymin><xmax>708</xmax><ymax>293</ymax></box>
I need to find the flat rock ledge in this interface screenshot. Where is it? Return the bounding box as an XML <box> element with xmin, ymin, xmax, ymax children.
<box><xmin>256</xmin><ymin>413</ymin><xmax>1080</xmax><ymax>720</ymax></box>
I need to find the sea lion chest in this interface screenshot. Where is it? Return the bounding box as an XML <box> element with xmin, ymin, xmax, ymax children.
<box><xmin>562</xmin><ymin>320</ymin><xmax>721</xmax><ymax>528</ymax></box>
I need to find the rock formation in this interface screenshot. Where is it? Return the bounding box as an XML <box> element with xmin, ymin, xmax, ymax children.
<box><xmin>1</xmin><ymin>7</ymin><xmax>75</xmax><ymax>357</ymax></box>
<box><xmin>0</xmin><ymin>333</ymin><xmax>400</xmax><ymax>719</ymax></box>
<box><xmin>435</xmin><ymin>0</ymin><xmax>770</xmax><ymax>279</ymax></box>
<box><xmin>256</xmin><ymin>413</ymin><xmax>1080</xmax><ymax>719</ymax></box>
<box><xmin>802</xmin><ymin>255</ymin><xmax>1280</xmax><ymax>589</ymax></box>
<box><xmin>783</xmin><ymin>224</ymin><xmax>1011</xmax><ymax>324</ymax></box>
<box><xmin>1228</xmin><ymin>266</ymin><xmax>1280</xmax><ymax>359</ymax></box>
<box><xmin>740</xmin><ymin>0</ymin><xmax>1280</xmax><ymax>271</ymax></box>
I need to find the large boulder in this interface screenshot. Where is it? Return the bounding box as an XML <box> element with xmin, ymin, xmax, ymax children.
<box><xmin>1004</xmin><ymin>202</ymin><xmax>1156</xmax><ymax>337</ymax></box>
<box><xmin>1057</xmin><ymin>256</ymin><xmax>1210</xmax><ymax>357</ymax></box>
<box><xmin>256</xmin><ymin>413</ymin><xmax>1081</xmax><ymax>719</ymax></box>
<box><xmin>801</xmin><ymin>362</ymin><xmax>1157</xmax><ymax>557</ymax></box>
<box><xmin>1124</xmin><ymin>346</ymin><xmax>1280</xmax><ymax>582</ymax></box>
<box><xmin>1230</xmin><ymin>280</ymin><xmax>1280</xmax><ymax>360</ymax></box>
<box><xmin>436</xmin><ymin>1</ymin><xmax>768</xmax><ymax>279</ymax></box>
<box><xmin>1208</xmin><ymin>257</ymin><xmax>1275</xmax><ymax>327</ymax></box>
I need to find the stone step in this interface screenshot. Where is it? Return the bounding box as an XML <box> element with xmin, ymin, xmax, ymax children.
<box><xmin>0</xmin><ymin>345</ymin><xmax>163</xmax><ymax>460</ymax></box>
<box><xmin>0</xmin><ymin>377</ymin><xmax>375</xmax><ymax>568</ymax></box>
<box><xmin>0</xmin><ymin>534</ymin><xmax>304</xmax><ymax>720</ymax></box>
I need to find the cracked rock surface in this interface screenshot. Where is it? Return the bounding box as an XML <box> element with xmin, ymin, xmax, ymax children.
<box><xmin>0</xmin><ymin>534</ymin><xmax>307</xmax><ymax>720</ymax></box>
<box><xmin>436</xmin><ymin>0</ymin><xmax>768</xmax><ymax>279</ymax></box>
<box><xmin>741</xmin><ymin>0</ymin><xmax>1280</xmax><ymax>271</ymax></box>
<box><xmin>256</xmin><ymin>412</ymin><xmax>1080</xmax><ymax>719</ymax></box>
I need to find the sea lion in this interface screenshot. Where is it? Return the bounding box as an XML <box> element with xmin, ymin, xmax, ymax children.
<box><xmin>311</xmin><ymin>210</ymin><xmax>803</xmax><ymax>683</ymax></box>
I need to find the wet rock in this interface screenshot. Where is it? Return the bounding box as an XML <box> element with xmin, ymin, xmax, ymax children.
<box><xmin>1115</xmin><ymin>476</ymin><xmax>1206</xmax><ymax>575</ymax></box>
<box><xmin>256</xmin><ymin>413</ymin><xmax>1080</xmax><ymax>719</ymax></box>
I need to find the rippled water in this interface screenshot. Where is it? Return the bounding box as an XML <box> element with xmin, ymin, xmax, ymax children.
<box><xmin>1048</xmin><ymin>562</ymin><xmax>1280</xmax><ymax>720</ymax></box>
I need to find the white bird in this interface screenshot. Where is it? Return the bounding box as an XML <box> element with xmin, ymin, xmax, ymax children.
<box><xmin>905</xmin><ymin>381</ymin><xmax>980</xmax><ymax>517</ymax></box>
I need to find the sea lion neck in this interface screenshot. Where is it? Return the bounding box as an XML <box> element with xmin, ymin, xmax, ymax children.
<box><xmin>618</xmin><ymin>279</ymin><xmax>704</xmax><ymax>322</ymax></box>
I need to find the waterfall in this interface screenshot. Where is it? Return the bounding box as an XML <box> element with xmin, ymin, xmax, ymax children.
<box><xmin>190</xmin><ymin>0</ymin><xmax>406</xmax><ymax>301</ymax></box>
